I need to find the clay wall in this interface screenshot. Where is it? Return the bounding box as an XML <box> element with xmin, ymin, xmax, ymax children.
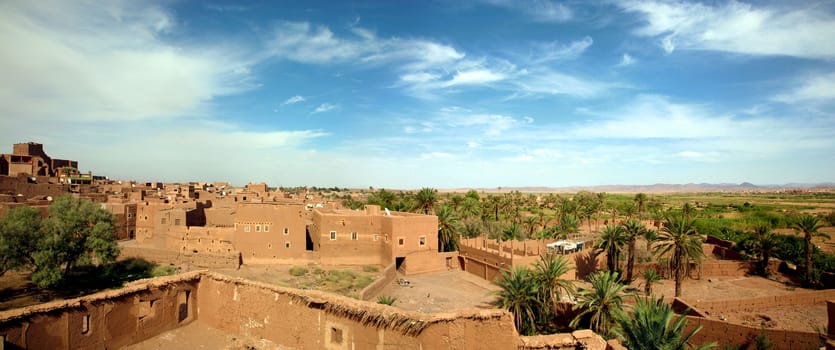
<box><xmin>119</xmin><ymin>245</ymin><xmax>240</xmax><ymax>269</ymax></box>
<box><xmin>459</xmin><ymin>244</ymin><xmax>512</xmax><ymax>281</ymax></box>
<box><xmin>400</xmin><ymin>251</ymin><xmax>460</xmax><ymax>275</ymax></box>
<box><xmin>0</xmin><ymin>273</ymin><xmax>199</xmax><ymax>350</ymax></box>
<box><xmin>684</xmin><ymin>289</ymin><xmax>835</xmax><ymax>316</ymax></box>
<box><xmin>174</xmin><ymin>226</ymin><xmax>236</xmax><ymax>255</ymax></box>
<box><xmin>0</xmin><ymin>175</ymin><xmax>71</xmax><ymax>199</ymax></box>
<box><xmin>358</xmin><ymin>262</ymin><xmax>398</xmax><ymax>300</ymax></box>
<box><xmin>197</xmin><ymin>273</ymin><xmax>524</xmax><ymax>350</ymax></box>
<box><xmin>386</xmin><ymin>213</ymin><xmax>438</xmax><ymax>259</ymax></box>
<box><xmin>233</xmin><ymin>202</ymin><xmax>308</xmax><ymax>263</ymax></box>
<box><xmin>683</xmin><ymin>315</ymin><xmax>822</xmax><ymax>349</ymax></box>
<box><xmin>313</xmin><ymin>209</ymin><xmax>387</xmax><ymax>266</ymax></box>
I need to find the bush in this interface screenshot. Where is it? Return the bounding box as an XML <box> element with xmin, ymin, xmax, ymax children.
<box><xmin>377</xmin><ymin>295</ymin><xmax>397</xmax><ymax>305</ymax></box>
<box><xmin>289</xmin><ymin>267</ymin><xmax>309</xmax><ymax>277</ymax></box>
<box><xmin>362</xmin><ymin>265</ymin><xmax>379</xmax><ymax>273</ymax></box>
<box><xmin>151</xmin><ymin>265</ymin><xmax>179</xmax><ymax>277</ymax></box>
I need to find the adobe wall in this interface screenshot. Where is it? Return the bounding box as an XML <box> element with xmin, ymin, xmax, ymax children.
<box><xmin>459</xmin><ymin>244</ymin><xmax>513</xmax><ymax>282</ymax></box>
<box><xmin>196</xmin><ymin>273</ymin><xmax>603</xmax><ymax>349</ymax></box>
<box><xmin>119</xmin><ymin>245</ymin><xmax>240</xmax><ymax>269</ymax></box>
<box><xmin>233</xmin><ymin>203</ymin><xmax>309</xmax><ymax>263</ymax></box>
<box><xmin>386</xmin><ymin>213</ymin><xmax>439</xmax><ymax>259</ymax></box>
<box><xmin>313</xmin><ymin>210</ymin><xmax>388</xmax><ymax>266</ymax></box>
<box><xmin>400</xmin><ymin>251</ymin><xmax>460</xmax><ymax>275</ymax></box>
<box><xmin>358</xmin><ymin>262</ymin><xmax>397</xmax><ymax>301</ymax></box>
<box><xmin>684</xmin><ymin>289</ymin><xmax>835</xmax><ymax>316</ymax></box>
<box><xmin>0</xmin><ymin>273</ymin><xmax>199</xmax><ymax>350</ymax></box>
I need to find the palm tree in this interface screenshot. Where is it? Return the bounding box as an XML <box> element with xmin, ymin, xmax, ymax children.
<box><xmin>437</xmin><ymin>205</ymin><xmax>461</xmax><ymax>252</ymax></box>
<box><xmin>414</xmin><ymin>187</ymin><xmax>438</xmax><ymax>214</ymax></box>
<box><xmin>750</xmin><ymin>224</ymin><xmax>778</xmax><ymax>277</ymax></box>
<box><xmin>793</xmin><ymin>214</ymin><xmax>829</xmax><ymax>286</ymax></box>
<box><xmin>596</xmin><ymin>225</ymin><xmax>628</xmax><ymax>274</ymax></box>
<box><xmin>681</xmin><ymin>203</ymin><xmax>695</xmax><ymax>219</ymax></box>
<box><xmin>495</xmin><ymin>267</ymin><xmax>542</xmax><ymax>335</ymax></box>
<box><xmin>533</xmin><ymin>253</ymin><xmax>575</xmax><ymax>314</ymax></box>
<box><xmin>615</xmin><ymin>296</ymin><xmax>716</xmax><ymax>350</ymax></box>
<box><xmin>459</xmin><ymin>197</ymin><xmax>481</xmax><ymax>219</ymax></box>
<box><xmin>570</xmin><ymin>271</ymin><xmax>629</xmax><ymax>338</ymax></box>
<box><xmin>642</xmin><ymin>268</ymin><xmax>661</xmax><ymax>295</ymax></box>
<box><xmin>633</xmin><ymin>193</ymin><xmax>648</xmax><ymax>221</ymax></box>
<box><xmin>560</xmin><ymin>214</ymin><xmax>580</xmax><ymax>239</ymax></box>
<box><xmin>622</xmin><ymin>219</ymin><xmax>646</xmax><ymax>283</ymax></box>
<box><xmin>523</xmin><ymin>215</ymin><xmax>539</xmax><ymax>238</ymax></box>
<box><xmin>654</xmin><ymin>214</ymin><xmax>706</xmax><ymax>297</ymax></box>
<box><xmin>502</xmin><ymin>223</ymin><xmax>522</xmax><ymax>241</ymax></box>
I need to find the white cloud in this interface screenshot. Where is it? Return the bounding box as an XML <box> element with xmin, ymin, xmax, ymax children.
<box><xmin>618</xmin><ymin>0</ymin><xmax>835</xmax><ymax>59</ymax></box>
<box><xmin>618</xmin><ymin>53</ymin><xmax>636</xmax><ymax>66</ymax></box>
<box><xmin>531</xmin><ymin>37</ymin><xmax>593</xmax><ymax>62</ymax></box>
<box><xmin>313</xmin><ymin>103</ymin><xmax>338</xmax><ymax>113</ymax></box>
<box><xmin>0</xmin><ymin>1</ymin><xmax>253</xmax><ymax>122</ymax></box>
<box><xmin>421</xmin><ymin>152</ymin><xmax>455</xmax><ymax>159</ymax></box>
<box><xmin>444</xmin><ymin>69</ymin><xmax>507</xmax><ymax>87</ymax></box>
<box><xmin>447</xmin><ymin>114</ymin><xmax>519</xmax><ymax>136</ymax></box>
<box><xmin>282</xmin><ymin>95</ymin><xmax>306</xmax><ymax>105</ymax></box>
<box><xmin>773</xmin><ymin>72</ymin><xmax>835</xmax><ymax>103</ymax></box>
<box><xmin>481</xmin><ymin>0</ymin><xmax>573</xmax><ymax>22</ymax></box>
<box><xmin>514</xmin><ymin>69</ymin><xmax>614</xmax><ymax>98</ymax></box>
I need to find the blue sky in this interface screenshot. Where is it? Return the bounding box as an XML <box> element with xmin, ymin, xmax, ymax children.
<box><xmin>1</xmin><ymin>0</ymin><xmax>834</xmax><ymax>188</ymax></box>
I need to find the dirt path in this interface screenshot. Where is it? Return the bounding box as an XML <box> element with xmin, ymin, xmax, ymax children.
<box><xmin>376</xmin><ymin>270</ymin><xmax>500</xmax><ymax>313</ymax></box>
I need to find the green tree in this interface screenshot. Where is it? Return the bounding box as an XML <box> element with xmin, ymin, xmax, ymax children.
<box><xmin>559</xmin><ymin>214</ymin><xmax>580</xmax><ymax>239</ymax></box>
<box><xmin>437</xmin><ymin>205</ymin><xmax>461</xmax><ymax>252</ymax></box>
<box><xmin>495</xmin><ymin>267</ymin><xmax>542</xmax><ymax>335</ymax></box>
<box><xmin>533</xmin><ymin>253</ymin><xmax>575</xmax><ymax>317</ymax></box>
<box><xmin>596</xmin><ymin>225</ymin><xmax>628</xmax><ymax>274</ymax></box>
<box><xmin>0</xmin><ymin>206</ymin><xmax>43</xmax><ymax>277</ymax></box>
<box><xmin>523</xmin><ymin>215</ymin><xmax>539</xmax><ymax>238</ymax></box>
<box><xmin>459</xmin><ymin>197</ymin><xmax>482</xmax><ymax>219</ymax></box>
<box><xmin>414</xmin><ymin>187</ymin><xmax>438</xmax><ymax>214</ymax></box>
<box><xmin>32</xmin><ymin>195</ymin><xmax>120</xmax><ymax>288</ymax></box>
<box><xmin>792</xmin><ymin>214</ymin><xmax>828</xmax><ymax>286</ymax></box>
<box><xmin>750</xmin><ymin>224</ymin><xmax>778</xmax><ymax>277</ymax></box>
<box><xmin>502</xmin><ymin>223</ymin><xmax>522</xmax><ymax>241</ymax></box>
<box><xmin>642</xmin><ymin>268</ymin><xmax>661</xmax><ymax>295</ymax></box>
<box><xmin>654</xmin><ymin>214</ymin><xmax>705</xmax><ymax>297</ymax></box>
<box><xmin>615</xmin><ymin>296</ymin><xmax>716</xmax><ymax>350</ymax></box>
<box><xmin>571</xmin><ymin>271</ymin><xmax>629</xmax><ymax>338</ymax></box>
<box><xmin>622</xmin><ymin>219</ymin><xmax>646</xmax><ymax>283</ymax></box>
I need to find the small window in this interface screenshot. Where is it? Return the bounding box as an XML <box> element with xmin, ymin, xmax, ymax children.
<box><xmin>244</xmin><ymin>225</ymin><xmax>251</xmax><ymax>233</ymax></box>
<box><xmin>373</xmin><ymin>234</ymin><xmax>379</xmax><ymax>241</ymax></box>
<box><xmin>161</xmin><ymin>218</ymin><xmax>167</xmax><ymax>225</ymax></box>
<box><xmin>175</xmin><ymin>218</ymin><xmax>181</xmax><ymax>226</ymax></box>
<box><xmin>283</xmin><ymin>227</ymin><xmax>289</xmax><ymax>235</ymax></box>
<box><xmin>81</xmin><ymin>314</ymin><xmax>90</xmax><ymax>334</ymax></box>
<box><xmin>419</xmin><ymin>236</ymin><xmax>426</xmax><ymax>246</ymax></box>
<box><xmin>330</xmin><ymin>231</ymin><xmax>337</xmax><ymax>240</ymax></box>
<box><xmin>255</xmin><ymin>225</ymin><xmax>261</xmax><ymax>232</ymax></box>
<box><xmin>264</xmin><ymin>225</ymin><xmax>270</xmax><ymax>232</ymax></box>
<box><xmin>127</xmin><ymin>213</ymin><xmax>132</xmax><ymax>219</ymax></box>
<box><xmin>331</xmin><ymin>327</ymin><xmax>343</xmax><ymax>344</ymax></box>
<box><xmin>398</xmin><ymin>238</ymin><xmax>405</xmax><ymax>246</ymax></box>
<box><xmin>285</xmin><ymin>242</ymin><xmax>291</xmax><ymax>248</ymax></box>
<box><xmin>351</xmin><ymin>232</ymin><xmax>358</xmax><ymax>240</ymax></box>
<box><xmin>385</xmin><ymin>234</ymin><xmax>389</xmax><ymax>242</ymax></box>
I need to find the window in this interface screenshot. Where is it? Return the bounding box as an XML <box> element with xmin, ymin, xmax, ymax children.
<box><xmin>174</xmin><ymin>218</ymin><xmax>181</xmax><ymax>226</ymax></box>
<box><xmin>419</xmin><ymin>236</ymin><xmax>426</xmax><ymax>246</ymax></box>
<box><xmin>81</xmin><ymin>314</ymin><xmax>90</xmax><ymax>334</ymax></box>
<box><xmin>331</xmin><ymin>327</ymin><xmax>343</xmax><ymax>344</ymax></box>
<box><xmin>373</xmin><ymin>234</ymin><xmax>379</xmax><ymax>241</ymax></box>
<box><xmin>264</xmin><ymin>225</ymin><xmax>270</xmax><ymax>232</ymax></box>
<box><xmin>255</xmin><ymin>225</ymin><xmax>261</xmax><ymax>232</ymax></box>
<box><xmin>330</xmin><ymin>231</ymin><xmax>337</xmax><ymax>240</ymax></box>
<box><xmin>244</xmin><ymin>225</ymin><xmax>251</xmax><ymax>233</ymax></box>
<box><xmin>351</xmin><ymin>232</ymin><xmax>358</xmax><ymax>240</ymax></box>
<box><xmin>398</xmin><ymin>238</ymin><xmax>405</xmax><ymax>246</ymax></box>
<box><xmin>285</xmin><ymin>242</ymin><xmax>291</xmax><ymax>248</ymax></box>
<box><xmin>161</xmin><ymin>218</ymin><xmax>166</xmax><ymax>225</ymax></box>
<box><xmin>283</xmin><ymin>227</ymin><xmax>289</xmax><ymax>235</ymax></box>
<box><xmin>385</xmin><ymin>234</ymin><xmax>389</xmax><ymax>242</ymax></box>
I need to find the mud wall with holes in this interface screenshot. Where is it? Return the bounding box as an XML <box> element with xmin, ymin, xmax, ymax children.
<box><xmin>0</xmin><ymin>273</ymin><xmax>199</xmax><ymax>350</ymax></box>
<box><xmin>196</xmin><ymin>273</ymin><xmax>605</xmax><ymax>350</ymax></box>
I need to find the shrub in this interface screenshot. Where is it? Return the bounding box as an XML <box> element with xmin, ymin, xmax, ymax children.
<box><xmin>289</xmin><ymin>267</ymin><xmax>309</xmax><ymax>277</ymax></box>
<box><xmin>362</xmin><ymin>265</ymin><xmax>379</xmax><ymax>273</ymax></box>
<box><xmin>377</xmin><ymin>295</ymin><xmax>397</xmax><ymax>305</ymax></box>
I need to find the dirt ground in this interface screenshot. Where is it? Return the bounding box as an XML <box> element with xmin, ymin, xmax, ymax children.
<box><xmin>124</xmin><ymin>321</ymin><xmax>291</xmax><ymax>350</ymax></box>
<box><xmin>375</xmin><ymin>270</ymin><xmax>501</xmax><ymax>313</ymax></box>
<box><xmin>212</xmin><ymin>264</ymin><xmax>382</xmax><ymax>298</ymax></box>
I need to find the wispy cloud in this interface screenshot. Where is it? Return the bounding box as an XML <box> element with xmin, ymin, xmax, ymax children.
<box><xmin>282</xmin><ymin>95</ymin><xmax>306</xmax><ymax>105</ymax></box>
<box><xmin>0</xmin><ymin>1</ymin><xmax>254</xmax><ymax>122</ymax></box>
<box><xmin>530</xmin><ymin>37</ymin><xmax>593</xmax><ymax>63</ymax></box>
<box><xmin>617</xmin><ymin>0</ymin><xmax>835</xmax><ymax>59</ymax></box>
<box><xmin>618</xmin><ymin>53</ymin><xmax>636</xmax><ymax>66</ymax></box>
<box><xmin>773</xmin><ymin>72</ymin><xmax>835</xmax><ymax>103</ymax></box>
<box><xmin>313</xmin><ymin>103</ymin><xmax>338</xmax><ymax>113</ymax></box>
<box><xmin>481</xmin><ymin>0</ymin><xmax>573</xmax><ymax>22</ymax></box>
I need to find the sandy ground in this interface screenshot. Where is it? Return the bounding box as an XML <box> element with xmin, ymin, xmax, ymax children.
<box><xmin>124</xmin><ymin>321</ymin><xmax>292</xmax><ymax>350</ymax></box>
<box><xmin>376</xmin><ymin>270</ymin><xmax>501</xmax><ymax>313</ymax></box>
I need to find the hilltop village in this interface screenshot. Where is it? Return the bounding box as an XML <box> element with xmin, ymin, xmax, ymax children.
<box><xmin>2</xmin><ymin>142</ymin><xmax>835</xmax><ymax>349</ymax></box>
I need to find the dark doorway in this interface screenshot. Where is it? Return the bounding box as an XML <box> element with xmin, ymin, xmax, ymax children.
<box><xmin>395</xmin><ymin>257</ymin><xmax>406</xmax><ymax>271</ymax></box>
<box><xmin>305</xmin><ymin>228</ymin><xmax>314</xmax><ymax>251</ymax></box>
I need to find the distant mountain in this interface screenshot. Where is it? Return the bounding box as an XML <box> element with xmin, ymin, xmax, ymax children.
<box><xmin>441</xmin><ymin>182</ymin><xmax>835</xmax><ymax>194</ymax></box>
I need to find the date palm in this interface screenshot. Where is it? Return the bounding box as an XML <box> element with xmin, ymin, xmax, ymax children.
<box><xmin>570</xmin><ymin>271</ymin><xmax>629</xmax><ymax>338</ymax></box>
<box><xmin>622</xmin><ymin>219</ymin><xmax>646</xmax><ymax>283</ymax></box>
<box><xmin>494</xmin><ymin>267</ymin><xmax>542</xmax><ymax>335</ymax></box>
<box><xmin>793</xmin><ymin>214</ymin><xmax>828</xmax><ymax>286</ymax></box>
<box><xmin>654</xmin><ymin>214</ymin><xmax>705</xmax><ymax>297</ymax></box>
<box><xmin>437</xmin><ymin>205</ymin><xmax>461</xmax><ymax>252</ymax></box>
<box><xmin>414</xmin><ymin>187</ymin><xmax>438</xmax><ymax>214</ymax></box>
<box><xmin>615</xmin><ymin>296</ymin><xmax>716</xmax><ymax>350</ymax></box>
<box><xmin>750</xmin><ymin>225</ymin><xmax>778</xmax><ymax>277</ymax></box>
<box><xmin>533</xmin><ymin>253</ymin><xmax>575</xmax><ymax>314</ymax></box>
<box><xmin>596</xmin><ymin>225</ymin><xmax>628</xmax><ymax>274</ymax></box>
<box><xmin>633</xmin><ymin>193</ymin><xmax>648</xmax><ymax>220</ymax></box>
